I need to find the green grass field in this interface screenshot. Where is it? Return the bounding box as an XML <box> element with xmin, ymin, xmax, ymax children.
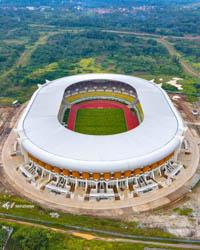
<box><xmin>75</xmin><ymin>108</ymin><xmax>127</xmax><ymax>135</ymax></box>
<box><xmin>63</xmin><ymin>108</ymin><xmax>70</xmax><ymax>124</ymax></box>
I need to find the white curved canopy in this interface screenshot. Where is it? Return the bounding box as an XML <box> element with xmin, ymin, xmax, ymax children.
<box><xmin>17</xmin><ymin>74</ymin><xmax>184</xmax><ymax>172</ymax></box>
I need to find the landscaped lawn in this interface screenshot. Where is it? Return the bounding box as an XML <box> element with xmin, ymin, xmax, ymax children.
<box><xmin>75</xmin><ymin>108</ymin><xmax>127</xmax><ymax>135</ymax></box>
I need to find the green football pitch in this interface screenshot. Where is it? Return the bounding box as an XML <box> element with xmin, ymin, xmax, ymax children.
<box><xmin>75</xmin><ymin>108</ymin><xmax>127</xmax><ymax>135</ymax></box>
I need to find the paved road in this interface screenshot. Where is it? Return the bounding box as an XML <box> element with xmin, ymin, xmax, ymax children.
<box><xmin>0</xmin><ymin>216</ymin><xmax>200</xmax><ymax>249</ymax></box>
<box><xmin>103</xmin><ymin>29</ymin><xmax>200</xmax><ymax>40</ymax></box>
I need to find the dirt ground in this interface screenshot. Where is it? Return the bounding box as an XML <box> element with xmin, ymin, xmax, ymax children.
<box><xmin>0</xmin><ymin>104</ymin><xmax>25</xmax><ymax>194</ymax></box>
<box><xmin>0</xmin><ymin>106</ymin><xmax>16</xmax><ymax>194</ymax></box>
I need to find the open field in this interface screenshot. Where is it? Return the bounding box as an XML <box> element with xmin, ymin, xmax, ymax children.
<box><xmin>75</xmin><ymin>108</ymin><xmax>127</xmax><ymax>135</ymax></box>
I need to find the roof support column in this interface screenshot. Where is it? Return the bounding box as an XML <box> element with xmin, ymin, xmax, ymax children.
<box><xmin>41</xmin><ymin>168</ymin><xmax>44</xmax><ymax>178</ymax></box>
<box><xmin>85</xmin><ymin>179</ymin><xmax>88</xmax><ymax>191</ymax></box>
<box><xmin>106</xmin><ymin>181</ymin><xmax>108</xmax><ymax>191</ymax></box>
<box><xmin>151</xmin><ymin>170</ymin><xmax>155</xmax><ymax>180</ymax></box>
<box><xmin>116</xmin><ymin>180</ymin><xmax>118</xmax><ymax>190</ymax></box>
<box><xmin>174</xmin><ymin>136</ymin><xmax>184</xmax><ymax>161</ymax></box>
<box><xmin>48</xmin><ymin>172</ymin><xmax>52</xmax><ymax>181</ymax></box>
<box><xmin>126</xmin><ymin>178</ymin><xmax>129</xmax><ymax>189</ymax></box>
<box><xmin>75</xmin><ymin>178</ymin><xmax>78</xmax><ymax>189</ymax></box>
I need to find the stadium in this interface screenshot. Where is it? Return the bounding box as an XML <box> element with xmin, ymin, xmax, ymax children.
<box><xmin>16</xmin><ymin>73</ymin><xmax>187</xmax><ymax>202</ymax></box>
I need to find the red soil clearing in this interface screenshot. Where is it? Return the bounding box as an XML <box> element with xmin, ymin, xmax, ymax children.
<box><xmin>67</xmin><ymin>100</ymin><xmax>138</xmax><ymax>131</ymax></box>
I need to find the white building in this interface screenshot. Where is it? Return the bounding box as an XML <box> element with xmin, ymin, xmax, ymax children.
<box><xmin>16</xmin><ymin>74</ymin><xmax>186</xmax><ymax>201</ymax></box>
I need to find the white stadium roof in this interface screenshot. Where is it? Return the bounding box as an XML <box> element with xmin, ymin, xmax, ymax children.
<box><xmin>17</xmin><ymin>74</ymin><xmax>184</xmax><ymax>172</ymax></box>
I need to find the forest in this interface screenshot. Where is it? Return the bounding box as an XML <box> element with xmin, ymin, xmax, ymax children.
<box><xmin>1</xmin><ymin>0</ymin><xmax>200</xmax><ymax>7</ymax></box>
<box><xmin>0</xmin><ymin>2</ymin><xmax>199</xmax><ymax>102</ymax></box>
<box><xmin>0</xmin><ymin>27</ymin><xmax>184</xmax><ymax>98</ymax></box>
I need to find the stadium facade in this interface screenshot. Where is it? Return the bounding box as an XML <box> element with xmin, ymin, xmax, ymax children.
<box><xmin>16</xmin><ymin>74</ymin><xmax>187</xmax><ymax>201</ymax></box>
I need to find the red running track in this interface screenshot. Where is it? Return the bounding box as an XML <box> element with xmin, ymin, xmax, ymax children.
<box><xmin>67</xmin><ymin>100</ymin><xmax>138</xmax><ymax>131</ymax></box>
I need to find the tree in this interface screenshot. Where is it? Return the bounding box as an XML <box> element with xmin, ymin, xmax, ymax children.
<box><xmin>12</xmin><ymin>227</ymin><xmax>50</xmax><ymax>250</ymax></box>
<box><xmin>0</xmin><ymin>228</ymin><xmax>8</xmax><ymax>249</ymax></box>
